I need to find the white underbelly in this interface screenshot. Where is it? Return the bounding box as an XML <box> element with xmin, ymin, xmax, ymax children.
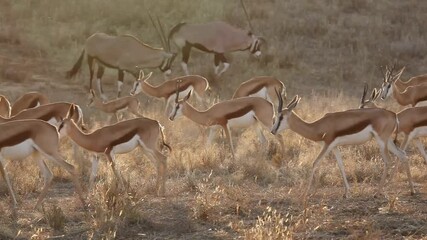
<box><xmin>47</xmin><ymin>117</ymin><xmax>60</xmax><ymax>126</ymax></box>
<box><xmin>227</xmin><ymin>111</ymin><xmax>257</xmax><ymax>129</ymax></box>
<box><xmin>415</xmin><ymin>101</ymin><xmax>427</xmax><ymax>107</ymax></box>
<box><xmin>1</xmin><ymin>139</ymin><xmax>35</xmax><ymax>160</ymax></box>
<box><xmin>111</xmin><ymin>135</ymin><xmax>140</xmax><ymax>154</ymax></box>
<box><xmin>249</xmin><ymin>87</ymin><xmax>268</xmax><ymax>100</ymax></box>
<box><xmin>330</xmin><ymin>125</ymin><xmax>374</xmax><ymax>147</ymax></box>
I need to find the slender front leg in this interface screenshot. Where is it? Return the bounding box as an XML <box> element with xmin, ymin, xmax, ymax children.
<box><xmin>306</xmin><ymin>144</ymin><xmax>331</xmax><ymax>198</ymax></box>
<box><xmin>0</xmin><ymin>156</ymin><xmax>18</xmax><ymax>208</ymax></box>
<box><xmin>96</xmin><ymin>65</ymin><xmax>107</xmax><ymax>101</ymax></box>
<box><xmin>34</xmin><ymin>153</ymin><xmax>54</xmax><ymax>209</ymax></box>
<box><xmin>214</xmin><ymin>53</ymin><xmax>229</xmax><ymax>76</ymax></box>
<box><xmin>387</xmin><ymin>139</ymin><xmax>415</xmax><ymax>195</ymax></box>
<box><xmin>222</xmin><ymin>124</ymin><xmax>235</xmax><ymax>159</ymax></box>
<box><xmin>332</xmin><ymin>148</ymin><xmax>351</xmax><ymax>198</ymax></box>
<box><xmin>104</xmin><ymin>147</ymin><xmax>124</xmax><ymax>188</ymax></box>
<box><xmin>89</xmin><ymin>154</ymin><xmax>100</xmax><ymax>191</ymax></box>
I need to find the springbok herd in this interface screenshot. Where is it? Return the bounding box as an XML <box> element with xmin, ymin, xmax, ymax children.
<box><xmin>2</xmin><ymin>10</ymin><xmax>427</xmax><ymax>212</ymax></box>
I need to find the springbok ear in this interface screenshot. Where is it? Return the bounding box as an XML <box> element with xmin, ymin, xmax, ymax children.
<box><xmin>66</xmin><ymin>104</ymin><xmax>75</xmax><ymax>119</ymax></box>
<box><xmin>370</xmin><ymin>88</ymin><xmax>377</xmax><ymax>101</ymax></box>
<box><xmin>286</xmin><ymin>95</ymin><xmax>300</xmax><ymax>111</ymax></box>
<box><xmin>393</xmin><ymin>66</ymin><xmax>405</xmax><ymax>81</ymax></box>
<box><xmin>144</xmin><ymin>72</ymin><xmax>153</xmax><ymax>81</ymax></box>
<box><xmin>138</xmin><ymin>70</ymin><xmax>144</xmax><ymax>80</ymax></box>
<box><xmin>374</xmin><ymin>88</ymin><xmax>382</xmax><ymax>100</ymax></box>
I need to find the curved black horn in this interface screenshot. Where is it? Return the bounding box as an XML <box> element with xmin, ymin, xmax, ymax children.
<box><xmin>240</xmin><ymin>0</ymin><xmax>254</xmax><ymax>32</ymax></box>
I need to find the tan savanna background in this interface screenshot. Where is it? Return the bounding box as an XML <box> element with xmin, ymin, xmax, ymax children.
<box><xmin>1</xmin><ymin>0</ymin><xmax>427</xmax><ymax>239</ymax></box>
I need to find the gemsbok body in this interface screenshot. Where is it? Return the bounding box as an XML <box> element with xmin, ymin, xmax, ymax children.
<box><xmin>11</xmin><ymin>91</ymin><xmax>49</xmax><ymax>117</ymax></box>
<box><xmin>0</xmin><ymin>119</ymin><xmax>85</xmax><ymax>209</ymax></box>
<box><xmin>169</xmin><ymin>90</ymin><xmax>282</xmax><ymax>158</ymax></box>
<box><xmin>131</xmin><ymin>70</ymin><xmax>209</xmax><ymax>115</ymax></box>
<box><xmin>361</xmin><ymin>85</ymin><xmax>427</xmax><ymax>165</ymax></box>
<box><xmin>271</xmin><ymin>95</ymin><xmax>414</xmax><ymax>198</ymax></box>
<box><xmin>66</xmin><ymin>33</ymin><xmax>176</xmax><ymax>100</ymax></box>
<box><xmin>381</xmin><ymin>65</ymin><xmax>427</xmax><ymax>107</ymax></box>
<box><xmin>88</xmin><ymin>89</ymin><xmax>143</xmax><ymax>123</ymax></box>
<box><xmin>232</xmin><ymin>76</ymin><xmax>286</xmax><ymax>108</ymax></box>
<box><xmin>59</xmin><ymin>105</ymin><xmax>170</xmax><ymax>195</ymax></box>
<box><xmin>168</xmin><ymin>21</ymin><xmax>264</xmax><ymax>76</ymax></box>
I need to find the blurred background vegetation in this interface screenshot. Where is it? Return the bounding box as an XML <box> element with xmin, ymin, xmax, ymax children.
<box><xmin>1</xmin><ymin>0</ymin><xmax>427</xmax><ymax>99</ymax></box>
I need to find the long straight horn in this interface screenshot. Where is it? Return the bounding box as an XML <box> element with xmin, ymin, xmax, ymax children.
<box><xmin>156</xmin><ymin>16</ymin><xmax>169</xmax><ymax>51</ymax></box>
<box><xmin>148</xmin><ymin>13</ymin><xmax>167</xmax><ymax>50</ymax></box>
<box><xmin>275</xmin><ymin>88</ymin><xmax>283</xmax><ymax>112</ymax></box>
<box><xmin>240</xmin><ymin>0</ymin><xmax>254</xmax><ymax>32</ymax></box>
<box><xmin>361</xmin><ymin>83</ymin><xmax>368</xmax><ymax>104</ymax></box>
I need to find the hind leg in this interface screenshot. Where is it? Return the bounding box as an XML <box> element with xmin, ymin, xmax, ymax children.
<box><xmin>0</xmin><ymin>156</ymin><xmax>18</xmax><ymax>208</ymax></box>
<box><xmin>96</xmin><ymin>66</ymin><xmax>107</xmax><ymax>101</ymax></box>
<box><xmin>117</xmin><ymin>70</ymin><xmax>125</xmax><ymax>98</ymax></box>
<box><xmin>34</xmin><ymin>152</ymin><xmax>54</xmax><ymax>209</ymax></box>
<box><xmin>88</xmin><ymin>56</ymin><xmax>95</xmax><ymax>94</ymax></box>
<box><xmin>181</xmin><ymin>43</ymin><xmax>191</xmax><ymax>75</ymax></box>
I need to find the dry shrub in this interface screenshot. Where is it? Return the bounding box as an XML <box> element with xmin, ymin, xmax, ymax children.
<box><xmin>90</xmin><ymin>177</ymin><xmax>143</xmax><ymax>238</ymax></box>
<box><xmin>192</xmin><ymin>173</ymin><xmax>225</xmax><ymax>222</ymax></box>
<box><xmin>42</xmin><ymin>204</ymin><xmax>66</xmax><ymax>231</ymax></box>
<box><xmin>243</xmin><ymin>206</ymin><xmax>292</xmax><ymax>240</ymax></box>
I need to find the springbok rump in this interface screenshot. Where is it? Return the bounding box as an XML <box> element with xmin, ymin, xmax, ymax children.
<box><xmin>66</xmin><ymin>33</ymin><xmax>176</xmax><ymax>100</ymax></box>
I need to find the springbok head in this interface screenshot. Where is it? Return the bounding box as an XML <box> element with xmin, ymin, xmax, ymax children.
<box><xmin>380</xmin><ymin>64</ymin><xmax>405</xmax><ymax>100</ymax></box>
<box><xmin>359</xmin><ymin>83</ymin><xmax>381</xmax><ymax>109</ymax></box>
<box><xmin>271</xmin><ymin>88</ymin><xmax>301</xmax><ymax>135</ymax></box>
<box><xmin>130</xmin><ymin>70</ymin><xmax>153</xmax><ymax>95</ymax></box>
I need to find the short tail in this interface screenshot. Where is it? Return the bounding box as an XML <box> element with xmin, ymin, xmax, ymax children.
<box><xmin>66</xmin><ymin>49</ymin><xmax>85</xmax><ymax>79</ymax></box>
<box><xmin>159</xmin><ymin>124</ymin><xmax>172</xmax><ymax>152</ymax></box>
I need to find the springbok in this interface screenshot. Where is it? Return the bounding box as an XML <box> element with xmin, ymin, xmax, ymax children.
<box><xmin>361</xmin><ymin>85</ymin><xmax>427</xmax><ymax>165</ymax></box>
<box><xmin>168</xmin><ymin>21</ymin><xmax>264</xmax><ymax>76</ymax></box>
<box><xmin>0</xmin><ymin>102</ymin><xmax>83</xmax><ymax>129</ymax></box>
<box><xmin>66</xmin><ymin>32</ymin><xmax>176</xmax><ymax>100</ymax></box>
<box><xmin>0</xmin><ymin>95</ymin><xmax>11</xmax><ymax>118</ymax></box>
<box><xmin>11</xmin><ymin>91</ymin><xmax>49</xmax><ymax>117</ymax></box>
<box><xmin>88</xmin><ymin>89</ymin><xmax>143</xmax><ymax>123</ymax></box>
<box><xmin>169</xmin><ymin>89</ymin><xmax>282</xmax><ymax>159</ymax></box>
<box><xmin>0</xmin><ymin>119</ymin><xmax>85</xmax><ymax>209</ymax></box>
<box><xmin>270</xmin><ymin>94</ymin><xmax>414</xmax><ymax>198</ymax></box>
<box><xmin>58</xmin><ymin>105</ymin><xmax>170</xmax><ymax>194</ymax></box>
<box><xmin>130</xmin><ymin>70</ymin><xmax>209</xmax><ymax>115</ymax></box>
<box><xmin>232</xmin><ymin>76</ymin><xmax>286</xmax><ymax>108</ymax></box>
<box><xmin>382</xmin><ymin>66</ymin><xmax>427</xmax><ymax>91</ymax></box>
<box><xmin>381</xmin><ymin>65</ymin><xmax>427</xmax><ymax>107</ymax></box>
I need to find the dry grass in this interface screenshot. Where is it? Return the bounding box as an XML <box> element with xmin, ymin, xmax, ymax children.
<box><xmin>0</xmin><ymin>0</ymin><xmax>427</xmax><ymax>239</ymax></box>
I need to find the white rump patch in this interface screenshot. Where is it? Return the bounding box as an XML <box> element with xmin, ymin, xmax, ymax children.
<box><xmin>415</xmin><ymin>101</ymin><xmax>427</xmax><ymax>107</ymax></box>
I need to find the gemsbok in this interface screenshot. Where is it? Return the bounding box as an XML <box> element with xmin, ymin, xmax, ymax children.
<box><xmin>361</xmin><ymin>85</ymin><xmax>427</xmax><ymax>165</ymax></box>
<box><xmin>66</xmin><ymin>32</ymin><xmax>176</xmax><ymax>100</ymax></box>
<box><xmin>130</xmin><ymin>70</ymin><xmax>209</xmax><ymax>115</ymax></box>
<box><xmin>0</xmin><ymin>95</ymin><xmax>11</xmax><ymax>118</ymax></box>
<box><xmin>169</xmin><ymin>88</ymin><xmax>282</xmax><ymax>159</ymax></box>
<box><xmin>11</xmin><ymin>91</ymin><xmax>49</xmax><ymax>117</ymax></box>
<box><xmin>88</xmin><ymin>89</ymin><xmax>143</xmax><ymax>123</ymax></box>
<box><xmin>270</xmin><ymin>94</ymin><xmax>415</xmax><ymax>198</ymax></box>
<box><xmin>0</xmin><ymin>119</ymin><xmax>85</xmax><ymax>209</ymax></box>
<box><xmin>381</xmin><ymin>65</ymin><xmax>427</xmax><ymax>107</ymax></box>
<box><xmin>58</xmin><ymin>105</ymin><xmax>170</xmax><ymax>194</ymax></box>
<box><xmin>169</xmin><ymin>21</ymin><xmax>264</xmax><ymax>76</ymax></box>
<box><xmin>232</xmin><ymin>76</ymin><xmax>286</xmax><ymax>108</ymax></box>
